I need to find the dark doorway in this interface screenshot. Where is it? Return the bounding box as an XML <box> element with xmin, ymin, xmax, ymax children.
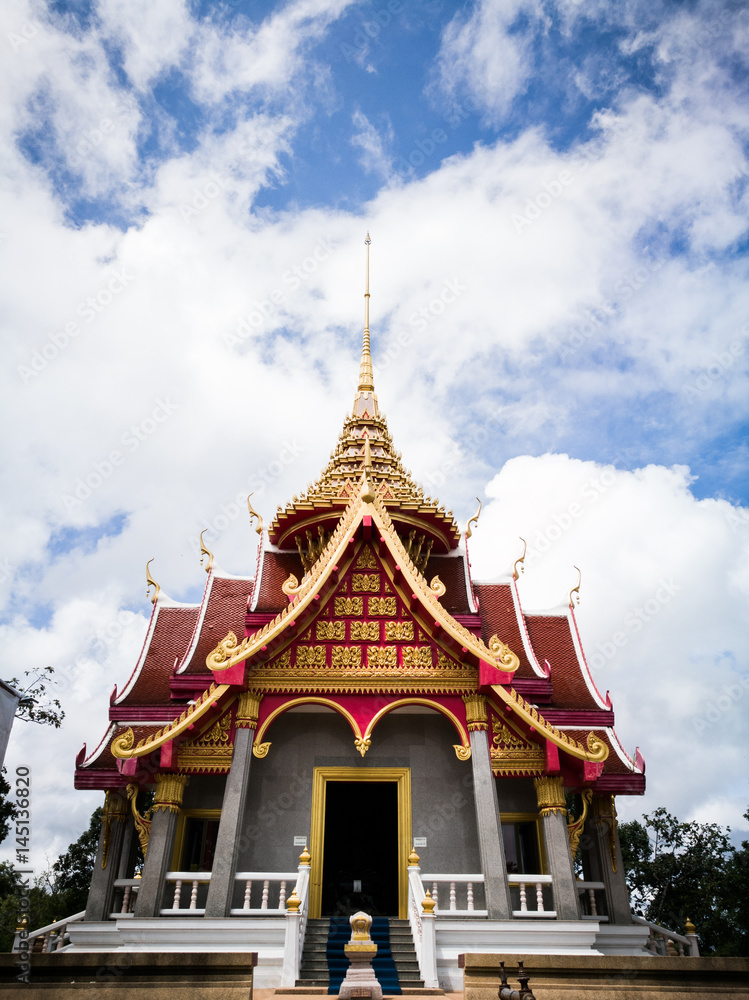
<box><xmin>321</xmin><ymin>781</ymin><xmax>398</xmax><ymax>916</ymax></box>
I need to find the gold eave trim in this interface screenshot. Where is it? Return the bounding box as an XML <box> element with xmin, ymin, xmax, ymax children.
<box><xmin>273</xmin><ymin>506</ymin><xmax>457</xmax><ymax>552</ymax></box>
<box><xmin>488</xmin><ymin>687</ymin><xmax>609</xmax><ymax>764</ymax></box>
<box><xmin>110</xmin><ymin>684</ymin><xmax>233</xmax><ymax>760</ymax></box>
<box><xmin>207</xmin><ymin>491</ymin><xmax>519</xmax><ymax>679</ymax></box>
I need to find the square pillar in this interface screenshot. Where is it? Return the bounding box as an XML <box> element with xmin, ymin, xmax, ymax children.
<box><xmin>204</xmin><ymin>692</ymin><xmax>262</xmax><ymax>917</ymax></box>
<box><xmin>533</xmin><ymin>776</ymin><xmax>580</xmax><ymax>920</ymax></box>
<box><xmin>85</xmin><ymin>790</ymin><xmax>129</xmax><ymax>921</ymax></box>
<box><xmin>133</xmin><ymin>774</ymin><xmax>189</xmax><ymax>917</ymax></box>
<box><xmin>586</xmin><ymin>794</ymin><xmax>632</xmax><ymax>924</ymax></box>
<box><xmin>465</xmin><ymin>695</ymin><xmax>513</xmax><ymax>919</ymax></box>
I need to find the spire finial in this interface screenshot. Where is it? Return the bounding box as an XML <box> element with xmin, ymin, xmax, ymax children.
<box><xmin>358</xmin><ymin>232</ymin><xmax>374</xmax><ymax>393</ymax></box>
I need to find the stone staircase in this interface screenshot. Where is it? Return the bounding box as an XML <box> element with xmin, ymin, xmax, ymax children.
<box><xmin>295</xmin><ymin>917</ymin><xmax>436</xmax><ymax>994</ymax></box>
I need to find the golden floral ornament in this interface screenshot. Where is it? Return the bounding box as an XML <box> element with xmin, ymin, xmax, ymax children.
<box><xmin>354</xmin><ymin>736</ymin><xmax>372</xmax><ymax>757</ymax></box>
<box><xmin>429</xmin><ymin>576</ymin><xmax>447</xmax><ymax>599</ymax></box>
<box><xmin>567</xmin><ymin>788</ymin><xmax>593</xmax><ymax>856</ymax></box>
<box><xmin>252</xmin><ymin>741</ymin><xmax>272</xmax><ymax>758</ymax></box>
<box><xmin>153</xmin><ymin>773</ymin><xmax>189</xmax><ymax>814</ymax></box>
<box><xmin>282</xmin><ymin>573</ymin><xmax>302</xmax><ymax>597</ymax></box>
<box><xmin>533</xmin><ymin>775</ymin><xmax>566</xmax><ymax>816</ymax></box>
<box><xmin>488</xmin><ymin>635</ymin><xmax>520</xmax><ymax>671</ymax></box>
<box><xmin>453</xmin><ymin>744</ymin><xmax>472</xmax><ymax>761</ymax></box>
<box><xmin>463</xmin><ymin>693</ymin><xmax>488</xmax><ymax>730</ymax></box>
<box><xmin>207</xmin><ymin>631</ymin><xmax>245</xmax><ymax>671</ymax></box>
<box><xmin>236</xmin><ymin>691</ymin><xmax>263</xmax><ymax>728</ymax></box>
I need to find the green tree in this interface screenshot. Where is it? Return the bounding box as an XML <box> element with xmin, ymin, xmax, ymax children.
<box><xmin>619</xmin><ymin>806</ymin><xmax>747</xmax><ymax>955</ymax></box>
<box><xmin>7</xmin><ymin>666</ymin><xmax>65</xmax><ymax>729</ymax></box>
<box><xmin>0</xmin><ymin>770</ymin><xmax>16</xmax><ymax>844</ymax></box>
<box><xmin>35</xmin><ymin>807</ymin><xmax>102</xmax><ymax>920</ymax></box>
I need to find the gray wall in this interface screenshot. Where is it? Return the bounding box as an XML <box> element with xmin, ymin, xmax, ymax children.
<box><xmin>235</xmin><ymin>709</ymin><xmax>481</xmax><ymax>877</ymax></box>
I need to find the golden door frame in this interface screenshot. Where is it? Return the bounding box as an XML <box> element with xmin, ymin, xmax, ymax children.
<box><xmin>309</xmin><ymin>767</ymin><xmax>412</xmax><ymax>919</ymax></box>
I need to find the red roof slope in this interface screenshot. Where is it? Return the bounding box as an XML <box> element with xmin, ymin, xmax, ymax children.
<box><xmin>179</xmin><ymin>574</ymin><xmax>253</xmax><ymax>675</ymax></box>
<box><xmin>255</xmin><ymin>550</ymin><xmax>304</xmax><ymax>613</ymax></box>
<box><xmin>474</xmin><ymin>583</ymin><xmax>538</xmax><ymax>678</ymax></box>
<box><xmin>524</xmin><ymin>613</ymin><xmax>602</xmax><ymax>710</ymax></box>
<box><xmin>115</xmin><ymin>605</ymin><xmax>200</xmax><ymax>706</ymax></box>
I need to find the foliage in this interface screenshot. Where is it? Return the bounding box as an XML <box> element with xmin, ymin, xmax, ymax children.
<box><xmin>6</xmin><ymin>666</ymin><xmax>65</xmax><ymax>728</ymax></box>
<box><xmin>0</xmin><ymin>770</ymin><xmax>17</xmax><ymax>845</ymax></box>
<box><xmin>0</xmin><ymin>808</ymin><xmax>101</xmax><ymax>952</ymax></box>
<box><xmin>619</xmin><ymin>806</ymin><xmax>749</xmax><ymax>956</ymax></box>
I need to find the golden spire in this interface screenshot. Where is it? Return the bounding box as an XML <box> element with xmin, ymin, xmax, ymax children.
<box><xmin>358</xmin><ymin>232</ymin><xmax>374</xmax><ymax>393</ymax></box>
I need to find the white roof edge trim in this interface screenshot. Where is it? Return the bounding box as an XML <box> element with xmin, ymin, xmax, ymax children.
<box><xmin>567</xmin><ymin>607</ymin><xmax>610</xmax><ymax>710</ymax></box>
<box><xmin>606</xmin><ymin>726</ymin><xmax>642</xmax><ymax>773</ymax></box>
<box><xmin>114</xmin><ymin>603</ymin><xmax>162</xmax><ymax>704</ymax></box>
<box><xmin>509</xmin><ymin>579</ymin><xmax>547</xmax><ymax>678</ymax></box>
<box><xmin>81</xmin><ymin>722</ymin><xmax>118</xmax><ymax>767</ymax></box>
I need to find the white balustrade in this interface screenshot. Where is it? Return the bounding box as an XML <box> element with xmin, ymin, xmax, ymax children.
<box><xmin>112</xmin><ymin>878</ymin><xmax>140</xmax><ymax>917</ymax></box>
<box><xmin>633</xmin><ymin>915</ymin><xmax>699</xmax><ymax>956</ymax></box>
<box><xmin>575</xmin><ymin>880</ymin><xmax>607</xmax><ymax>921</ymax></box>
<box><xmin>160</xmin><ymin>872</ymin><xmax>211</xmax><ymax>916</ymax></box>
<box><xmin>507</xmin><ymin>873</ymin><xmax>555</xmax><ymax>918</ymax></box>
<box><xmin>421</xmin><ymin>873</ymin><xmax>487</xmax><ymax>917</ymax></box>
<box><xmin>231</xmin><ymin>871</ymin><xmax>299</xmax><ymax>915</ymax></box>
<box><xmin>407</xmin><ymin>860</ymin><xmax>438</xmax><ymax>988</ymax></box>
<box><xmin>281</xmin><ymin>861</ymin><xmax>312</xmax><ymax>988</ymax></box>
<box><xmin>13</xmin><ymin>912</ymin><xmax>85</xmax><ymax>953</ymax></box>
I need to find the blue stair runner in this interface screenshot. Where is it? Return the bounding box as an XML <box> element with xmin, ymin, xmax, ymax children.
<box><xmin>326</xmin><ymin>917</ymin><xmax>402</xmax><ymax>995</ymax></box>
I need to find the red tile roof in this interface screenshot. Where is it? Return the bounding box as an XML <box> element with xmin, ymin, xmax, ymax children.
<box><xmin>255</xmin><ymin>550</ymin><xmax>304</xmax><ymax>612</ymax></box>
<box><xmin>179</xmin><ymin>574</ymin><xmax>253</xmax><ymax>675</ymax></box>
<box><xmin>474</xmin><ymin>583</ymin><xmax>537</xmax><ymax>678</ymax></box>
<box><xmin>115</xmin><ymin>605</ymin><xmax>200</xmax><ymax>706</ymax></box>
<box><xmin>524</xmin><ymin>613</ymin><xmax>602</xmax><ymax>710</ymax></box>
<box><xmin>424</xmin><ymin>554</ymin><xmax>472</xmax><ymax>614</ymax></box>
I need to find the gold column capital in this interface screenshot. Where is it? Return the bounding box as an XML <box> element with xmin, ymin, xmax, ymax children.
<box><xmin>236</xmin><ymin>690</ymin><xmax>263</xmax><ymax>729</ymax></box>
<box><xmin>103</xmin><ymin>789</ymin><xmax>129</xmax><ymax>821</ymax></box>
<box><xmin>152</xmin><ymin>773</ymin><xmax>189</xmax><ymax>814</ymax></box>
<box><xmin>463</xmin><ymin>693</ymin><xmax>488</xmax><ymax>730</ymax></box>
<box><xmin>533</xmin><ymin>775</ymin><xmax>567</xmax><ymax>816</ymax></box>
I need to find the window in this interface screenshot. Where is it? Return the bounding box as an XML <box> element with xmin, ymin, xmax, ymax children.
<box><xmin>172</xmin><ymin>810</ymin><xmax>221</xmax><ymax>872</ymax></box>
<box><xmin>501</xmin><ymin>815</ymin><xmax>544</xmax><ymax>875</ymax></box>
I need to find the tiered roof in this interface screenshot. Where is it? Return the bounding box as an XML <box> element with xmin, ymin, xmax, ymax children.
<box><xmin>74</xmin><ymin>238</ymin><xmax>644</xmax><ymax>797</ymax></box>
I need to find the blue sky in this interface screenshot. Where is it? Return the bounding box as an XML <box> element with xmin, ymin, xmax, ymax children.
<box><xmin>1</xmin><ymin>0</ymin><xmax>748</xmax><ymax>867</ymax></box>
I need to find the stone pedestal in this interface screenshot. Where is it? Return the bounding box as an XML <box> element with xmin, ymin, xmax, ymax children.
<box><xmin>338</xmin><ymin>911</ymin><xmax>383</xmax><ymax>1000</ymax></box>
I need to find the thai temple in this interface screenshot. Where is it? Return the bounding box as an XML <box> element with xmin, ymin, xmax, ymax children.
<box><xmin>69</xmin><ymin>237</ymin><xmax>650</xmax><ymax>990</ymax></box>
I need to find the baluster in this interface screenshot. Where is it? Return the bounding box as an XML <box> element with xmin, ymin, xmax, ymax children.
<box><xmin>678</xmin><ymin>942</ymin><xmax>685</xmax><ymax>957</ymax></box>
<box><xmin>243</xmin><ymin>880</ymin><xmax>252</xmax><ymax>910</ymax></box>
<box><xmin>535</xmin><ymin>882</ymin><xmax>544</xmax><ymax>912</ymax></box>
<box><xmin>121</xmin><ymin>885</ymin><xmax>131</xmax><ymax>914</ymax></box>
<box><xmin>261</xmin><ymin>880</ymin><xmax>270</xmax><ymax>909</ymax></box>
<box><xmin>279</xmin><ymin>880</ymin><xmax>287</xmax><ymax>909</ymax></box>
<box><xmin>172</xmin><ymin>880</ymin><xmax>183</xmax><ymax>909</ymax></box>
<box><xmin>588</xmin><ymin>888</ymin><xmax>597</xmax><ymax>917</ymax></box>
<box><xmin>189</xmin><ymin>881</ymin><xmax>199</xmax><ymax>910</ymax></box>
<box><xmin>466</xmin><ymin>882</ymin><xmax>474</xmax><ymax>911</ymax></box>
<box><xmin>55</xmin><ymin>926</ymin><xmax>66</xmax><ymax>950</ymax></box>
<box><xmin>519</xmin><ymin>882</ymin><xmax>528</xmax><ymax>912</ymax></box>
<box><xmin>648</xmin><ymin>928</ymin><xmax>656</xmax><ymax>953</ymax></box>
<box><xmin>449</xmin><ymin>881</ymin><xmax>456</xmax><ymax>911</ymax></box>
<box><xmin>431</xmin><ymin>882</ymin><xmax>439</xmax><ymax>908</ymax></box>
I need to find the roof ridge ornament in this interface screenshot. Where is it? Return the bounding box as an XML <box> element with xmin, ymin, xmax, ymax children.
<box><xmin>465</xmin><ymin>497</ymin><xmax>482</xmax><ymax>539</ymax></box>
<box><xmin>247</xmin><ymin>494</ymin><xmax>264</xmax><ymax>535</ymax></box>
<box><xmin>358</xmin><ymin>232</ymin><xmax>375</xmax><ymax>394</ymax></box>
<box><xmin>145</xmin><ymin>559</ymin><xmax>160</xmax><ymax>605</ymax></box>
<box><xmin>199</xmin><ymin>530</ymin><xmax>214</xmax><ymax>574</ymax></box>
<box><xmin>512</xmin><ymin>537</ymin><xmax>527</xmax><ymax>581</ymax></box>
<box><xmin>569</xmin><ymin>565</ymin><xmax>581</xmax><ymax>608</ymax></box>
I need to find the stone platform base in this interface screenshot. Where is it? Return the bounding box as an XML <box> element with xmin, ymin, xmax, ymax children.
<box><xmin>461</xmin><ymin>952</ymin><xmax>749</xmax><ymax>1000</ymax></box>
<box><xmin>0</xmin><ymin>952</ymin><xmax>257</xmax><ymax>999</ymax></box>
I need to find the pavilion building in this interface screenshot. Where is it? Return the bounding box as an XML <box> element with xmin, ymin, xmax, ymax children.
<box><xmin>71</xmin><ymin>240</ymin><xmax>648</xmax><ymax>989</ymax></box>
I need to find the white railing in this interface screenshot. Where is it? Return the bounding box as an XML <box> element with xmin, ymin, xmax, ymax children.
<box><xmin>633</xmin><ymin>915</ymin><xmax>700</xmax><ymax>956</ymax></box>
<box><xmin>406</xmin><ymin>862</ymin><xmax>439</xmax><ymax>989</ymax></box>
<box><xmin>111</xmin><ymin>877</ymin><xmax>140</xmax><ymax>917</ymax></box>
<box><xmin>13</xmin><ymin>911</ymin><xmax>85</xmax><ymax>953</ymax></box>
<box><xmin>420</xmin><ymin>873</ymin><xmax>488</xmax><ymax>917</ymax></box>
<box><xmin>160</xmin><ymin>871</ymin><xmax>212</xmax><ymax>915</ymax></box>
<box><xmin>281</xmin><ymin>862</ymin><xmax>312</xmax><ymax>987</ymax></box>
<box><xmin>575</xmin><ymin>880</ymin><xmax>608</xmax><ymax>921</ymax></box>
<box><xmin>230</xmin><ymin>871</ymin><xmax>298</xmax><ymax>915</ymax></box>
<box><xmin>507</xmin><ymin>873</ymin><xmax>555</xmax><ymax>918</ymax></box>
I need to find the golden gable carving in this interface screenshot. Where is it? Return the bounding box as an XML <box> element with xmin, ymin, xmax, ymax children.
<box><xmin>332</xmin><ymin>647</ymin><xmax>362</xmax><ymax>668</ymax></box>
<box><xmin>368</xmin><ymin>647</ymin><xmax>397</xmax><ymax>668</ymax></box>
<box><xmin>334</xmin><ymin>597</ymin><xmax>363</xmax><ymax>616</ymax></box>
<box><xmin>352</xmin><ymin>573</ymin><xmax>380</xmax><ymax>593</ymax></box>
<box><xmin>317</xmin><ymin>621</ymin><xmax>345</xmax><ymax>641</ymax></box>
<box><xmin>369</xmin><ymin>597</ymin><xmax>396</xmax><ymax>616</ymax></box>
<box><xmin>402</xmin><ymin>647</ymin><xmax>431</xmax><ymax>668</ymax></box>
<box><xmin>296</xmin><ymin>646</ymin><xmax>326</xmax><ymax>667</ymax></box>
<box><xmin>385</xmin><ymin>621</ymin><xmax>414</xmax><ymax>642</ymax></box>
<box><xmin>351</xmin><ymin>621</ymin><xmax>379</xmax><ymax>641</ymax></box>
<box><xmin>356</xmin><ymin>547</ymin><xmax>378</xmax><ymax>569</ymax></box>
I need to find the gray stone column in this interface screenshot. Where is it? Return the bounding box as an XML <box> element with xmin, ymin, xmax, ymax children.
<box><xmin>204</xmin><ymin>692</ymin><xmax>262</xmax><ymax>917</ymax></box>
<box><xmin>465</xmin><ymin>696</ymin><xmax>513</xmax><ymax>919</ymax></box>
<box><xmin>587</xmin><ymin>794</ymin><xmax>632</xmax><ymax>924</ymax></box>
<box><xmin>533</xmin><ymin>776</ymin><xmax>580</xmax><ymax>921</ymax></box>
<box><xmin>85</xmin><ymin>790</ymin><xmax>129</xmax><ymax>921</ymax></box>
<box><xmin>133</xmin><ymin>774</ymin><xmax>189</xmax><ymax>918</ymax></box>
